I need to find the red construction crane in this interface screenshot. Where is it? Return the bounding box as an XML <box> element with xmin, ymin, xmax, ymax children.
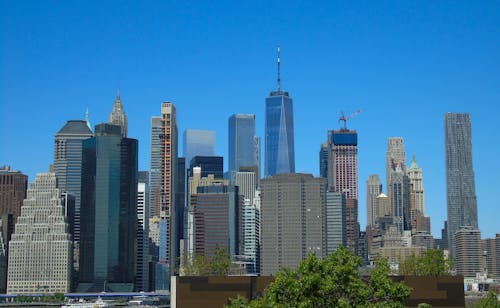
<box><xmin>339</xmin><ymin>109</ymin><xmax>362</xmax><ymax>130</ymax></box>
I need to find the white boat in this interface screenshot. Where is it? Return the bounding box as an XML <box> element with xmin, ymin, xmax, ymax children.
<box><xmin>61</xmin><ymin>296</ymin><xmax>113</xmax><ymax>308</ymax></box>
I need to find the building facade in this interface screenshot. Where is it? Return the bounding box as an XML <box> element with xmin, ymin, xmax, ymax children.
<box><xmin>264</xmin><ymin>48</ymin><xmax>295</xmax><ymax>177</ymax></box>
<box><xmin>7</xmin><ymin>173</ymin><xmax>72</xmax><ymax>294</ymax></box>
<box><xmin>324</xmin><ymin>192</ymin><xmax>346</xmax><ymax>255</ymax></box>
<box><xmin>482</xmin><ymin>234</ymin><xmax>500</xmax><ymax>280</ymax></box>
<box><xmin>366</xmin><ymin>175</ymin><xmax>382</xmax><ymax>228</ymax></box>
<box><xmin>445</xmin><ymin>113</ymin><xmax>478</xmax><ymax>257</ymax></box>
<box><xmin>183</xmin><ymin>129</ymin><xmax>216</xmax><ymax>168</ymax></box>
<box><xmin>386</xmin><ymin>137</ymin><xmax>406</xmax><ymax>204</ymax></box>
<box><xmin>79</xmin><ymin>123</ymin><xmax>138</xmax><ymax>292</ymax></box>
<box><xmin>260</xmin><ymin>174</ymin><xmax>325</xmax><ymax>275</ymax></box>
<box><xmin>109</xmin><ymin>92</ymin><xmax>128</xmax><ymax>137</ymax></box>
<box><xmin>454</xmin><ymin>227</ymin><xmax>482</xmax><ymax>277</ymax></box>
<box><xmin>136</xmin><ymin>174</ymin><xmax>149</xmax><ymax>292</ymax></box>
<box><xmin>228</xmin><ymin>114</ymin><xmax>260</xmax><ymax>180</ymax></box>
<box><xmin>150</xmin><ymin>116</ymin><xmax>163</xmax><ymax>218</ymax></box>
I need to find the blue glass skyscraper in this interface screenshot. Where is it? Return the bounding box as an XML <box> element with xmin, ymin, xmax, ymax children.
<box><xmin>265</xmin><ymin>47</ymin><xmax>295</xmax><ymax>177</ymax></box>
<box><xmin>228</xmin><ymin>114</ymin><xmax>260</xmax><ymax>179</ymax></box>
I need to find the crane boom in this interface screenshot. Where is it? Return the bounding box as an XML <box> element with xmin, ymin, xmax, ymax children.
<box><xmin>339</xmin><ymin>109</ymin><xmax>362</xmax><ymax>130</ymax></box>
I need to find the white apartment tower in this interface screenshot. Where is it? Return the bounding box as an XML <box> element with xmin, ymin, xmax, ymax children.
<box><xmin>7</xmin><ymin>173</ymin><xmax>72</xmax><ymax>294</ymax></box>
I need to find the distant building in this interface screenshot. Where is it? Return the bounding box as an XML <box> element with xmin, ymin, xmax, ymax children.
<box><xmin>53</xmin><ymin>120</ymin><xmax>93</xmax><ymax>278</ymax></box>
<box><xmin>366</xmin><ymin>175</ymin><xmax>382</xmax><ymax>228</ymax></box>
<box><xmin>188</xmin><ymin>156</ymin><xmax>223</xmax><ymax>179</ymax></box>
<box><xmin>386</xmin><ymin>137</ymin><xmax>406</xmax><ymax>204</ymax></box>
<box><xmin>390</xmin><ymin>164</ymin><xmax>410</xmax><ymax>233</ymax></box>
<box><xmin>228</xmin><ymin>114</ymin><xmax>260</xmax><ymax>180</ymax></box>
<box><xmin>324</xmin><ymin>192</ymin><xmax>346</xmax><ymax>256</ymax></box>
<box><xmin>445</xmin><ymin>113</ymin><xmax>478</xmax><ymax>257</ymax></box>
<box><xmin>150</xmin><ymin>116</ymin><xmax>162</xmax><ymax>218</ymax></box>
<box><xmin>7</xmin><ymin>173</ymin><xmax>72</xmax><ymax>294</ymax></box>
<box><xmin>136</xmin><ymin>173</ymin><xmax>149</xmax><ymax>292</ymax></box>
<box><xmin>454</xmin><ymin>227</ymin><xmax>482</xmax><ymax>278</ymax></box>
<box><xmin>412</xmin><ymin>232</ymin><xmax>434</xmax><ymax>250</ymax></box>
<box><xmin>482</xmin><ymin>234</ymin><xmax>500</xmax><ymax>280</ymax></box>
<box><xmin>264</xmin><ymin>47</ymin><xmax>295</xmax><ymax>177</ymax></box>
<box><xmin>260</xmin><ymin>174</ymin><xmax>325</xmax><ymax>275</ymax></box>
<box><xmin>79</xmin><ymin>123</ymin><xmax>138</xmax><ymax>292</ymax></box>
<box><xmin>183</xmin><ymin>129</ymin><xmax>216</xmax><ymax>168</ymax></box>
<box><xmin>109</xmin><ymin>91</ymin><xmax>128</xmax><ymax>137</ymax></box>
<box><xmin>0</xmin><ymin>166</ymin><xmax>27</xmax><ymax>246</ymax></box>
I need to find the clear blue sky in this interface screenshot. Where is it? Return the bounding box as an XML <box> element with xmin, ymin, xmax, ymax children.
<box><xmin>1</xmin><ymin>1</ymin><xmax>499</xmax><ymax>238</ymax></box>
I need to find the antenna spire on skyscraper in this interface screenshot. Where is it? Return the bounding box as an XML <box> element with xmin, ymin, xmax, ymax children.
<box><xmin>277</xmin><ymin>45</ymin><xmax>281</xmax><ymax>92</ymax></box>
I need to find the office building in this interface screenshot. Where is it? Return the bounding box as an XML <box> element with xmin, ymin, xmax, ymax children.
<box><xmin>260</xmin><ymin>174</ymin><xmax>325</xmax><ymax>275</ymax></box>
<box><xmin>366</xmin><ymin>175</ymin><xmax>382</xmax><ymax>228</ymax></box>
<box><xmin>109</xmin><ymin>91</ymin><xmax>128</xmax><ymax>137</ymax></box>
<box><xmin>79</xmin><ymin>123</ymin><xmax>138</xmax><ymax>292</ymax></box>
<box><xmin>7</xmin><ymin>173</ymin><xmax>72</xmax><ymax>294</ymax></box>
<box><xmin>183</xmin><ymin>129</ymin><xmax>216</xmax><ymax>167</ymax></box>
<box><xmin>188</xmin><ymin>156</ymin><xmax>223</xmax><ymax>179</ymax></box>
<box><xmin>136</xmin><ymin>172</ymin><xmax>149</xmax><ymax>292</ymax></box>
<box><xmin>150</xmin><ymin>116</ymin><xmax>162</xmax><ymax>218</ymax></box>
<box><xmin>324</xmin><ymin>192</ymin><xmax>346</xmax><ymax>255</ymax></box>
<box><xmin>191</xmin><ymin>182</ymin><xmax>241</xmax><ymax>258</ymax></box>
<box><xmin>386</xmin><ymin>137</ymin><xmax>406</xmax><ymax>204</ymax></box>
<box><xmin>482</xmin><ymin>234</ymin><xmax>500</xmax><ymax>279</ymax></box>
<box><xmin>228</xmin><ymin>114</ymin><xmax>260</xmax><ymax>180</ymax></box>
<box><xmin>454</xmin><ymin>227</ymin><xmax>482</xmax><ymax>277</ymax></box>
<box><xmin>235</xmin><ymin>170</ymin><xmax>258</xmax><ymax>204</ymax></box>
<box><xmin>176</xmin><ymin>158</ymin><xmax>186</xmax><ymax>249</ymax></box>
<box><xmin>0</xmin><ymin>166</ymin><xmax>27</xmax><ymax>245</ymax></box>
<box><xmin>391</xmin><ymin>164</ymin><xmax>410</xmax><ymax>233</ymax></box>
<box><xmin>159</xmin><ymin>102</ymin><xmax>178</xmax><ymax>286</ymax></box>
<box><xmin>445</xmin><ymin>113</ymin><xmax>478</xmax><ymax>257</ymax></box>
<box><xmin>264</xmin><ymin>47</ymin><xmax>295</xmax><ymax>177</ymax></box>
<box><xmin>54</xmin><ymin>120</ymin><xmax>93</xmax><ymax>276</ymax></box>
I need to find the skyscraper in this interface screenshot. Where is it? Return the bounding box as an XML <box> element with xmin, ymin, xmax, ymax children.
<box><xmin>228</xmin><ymin>114</ymin><xmax>260</xmax><ymax>180</ymax></box>
<box><xmin>7</xmin><ymin>173</ymin><xmax>72</xmax><ymax>294</ymax></box>
<box><xmin>366</xmin><ymin>175</ymin><xmax>382</xmax><ymax>227</ymax></box>
<box><xmin>0</xmin><ymin>166</ymin><xmax>27</xmax><ymax>243</ymax></box>
<box><xmin>136</xmin><ymin>172</ymin><xmax>150</xmax><ymax>292</ymax></box>
<box><xmin>79</xmin><ymin>123</ymin><xmax>138</xmax><ymax>292</ymax></box>
<box><xmin>386</xmin><ymin>137</ymin><xmax>406</xmax><ymax>203</ymax></box>
<box><xmin>391</xmin><ymin>164</ymin><xmax>410</xmax><ymax>233</ymax></box>
<box><xmin>188</xmin><ymin>156</ymin><xmax>223</xmax><ymax>179</ymax></box>
<box><xmin>445</xmin><ymin>113</ymin><xmax>478</xmax><ymax>257</ymax></box>
<box><xmin>260</xmin><ymin>174</ymin><xmax>325</xmax><ymax>275</ymax></box>
<box><xmin>325</xmin><ymin>191</ymin><xmax>347</xmax><ymax>255</ymax></box>
<box><xmin>454</xmin><ymin>227</ymin><xmax>482</xmax><ymax>277</ymax></box>
<box><xmin>150</xmin><ymin>116</ymin><xmax>162</xmax><ymax>218</ymax></box>
<box><xmin>183</xmin><ymin>129</ymin><xmax>216</xmax><ymax>167</ymax></box>
<box><xmin>109</xmin><ymin>91</ymin><xmax>128</xmax><ymax>137</ymax></box>
<box><xmin>407</xmin><ymin>156</ymin><xmax>425</xmax><ymax>216</ymax></box>
<box><xmin>54</xmin><ymin>120</ymin><xmax>93</xmax><ymax>276</ymax></box>
<box><xmin>160</xmin><ymin>102</ymin><xmax>178</xmax><ymax>283</ymax></box>
<box><xmin>265</xmin><ymin>47</ymin><xmax>295</xmax><ymax>177</ymax></box>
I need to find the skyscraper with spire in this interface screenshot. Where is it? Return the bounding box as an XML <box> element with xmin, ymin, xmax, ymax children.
<box><xmin>265</xmin><ymin>47</ymin><xmax>295</xmax><ymax>177</ymax></box>
<box><xmin>109</xmin><ymin>91</ymin><xmax>128</xmax><ymax>137</ymax></box>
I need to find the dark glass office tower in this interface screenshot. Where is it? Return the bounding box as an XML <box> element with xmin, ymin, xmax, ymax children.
<box><xmin>445</xmin><ymin>113</ymin><xmax>478</xmax><ymax>257</ymax></box>
<box><xmin>265</xmin><ymin>47</ymin><xmax>295</xmax><ymax>177</ymax></box>
<box><xmin>79</xmin><ymin>123</ymin><xmax>138</xmax><ymax>292</ymax></box>
<box><xmin>189</xmin><ymin>156</ymin><xmax>223</xmax><ymax>179</ymax></box>
<box><xmin>228</xmin><ymin>114</ymin><xmax>260</xmax><ymax>180</ymax></box>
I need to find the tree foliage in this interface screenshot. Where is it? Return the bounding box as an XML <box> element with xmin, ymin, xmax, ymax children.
<box><xmin>181</xmin><ymin>244</ymin><xmax>232</xmax><ymax>276</ymax></box>
<box><xmin>469</xmin><ymin>290</ymin><xmax>500</xmax><ymax>308</ymax></box>
<box><xmin>399</xmin><ymin>249</ymin><xmax>452</xmax><ymax>276</ymax></box>
<box><xmin>226</xmin><ymin>246</ymin><xmax>412</xmax><ymax>308</ymax></box>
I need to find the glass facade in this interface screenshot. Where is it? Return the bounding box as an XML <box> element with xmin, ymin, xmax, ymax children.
<box><xmin>265</xmin><ymin>92</ymin><xmax>295</xmax><ymax>177</ymax></box>
<box><xmin>79</xmin><ymin>123</ymin><xmax>138</xmax><ymax>292</ymax></box>
<box><xmin>228</xmin><ymin>114</ymin><xmax>259</xmax><ymax>179</ymax></box>
<box><xmin>183</xmin><ymin>129</ymin><xmax>215</xmax><ymax>167</ymax></box>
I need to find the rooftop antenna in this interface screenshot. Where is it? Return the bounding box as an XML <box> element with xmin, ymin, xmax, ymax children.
<box><xmin>277</xmin><ymin>45</ymin><xmax>281</xmax><ymax>92</ymax></box>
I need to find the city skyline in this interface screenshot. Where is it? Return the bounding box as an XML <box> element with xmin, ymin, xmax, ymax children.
<box><xmin>1</xmin><ymin>2</ymin><xmax>499</xmax><ymax>239</ymax></box>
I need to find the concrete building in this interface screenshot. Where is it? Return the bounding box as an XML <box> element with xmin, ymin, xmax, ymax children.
<box><xmin>136</xmin><ymin>175</ymin><xmax>149</xmax><ymax>292</ymax></box>
<box><xmin>109</xmin><ymin>91</ymin><xmax>128</xmax><ymax>137</ymax></box>
<box><xmin>260</xmin><ymin>174</ymin><xmax>325</xmax><ymax>275</ymax></box>
<box><xmin>391</xmin><ymin>164</ymin><xmax>410</xmax><ymax>233</ymax></box>
<box><xmin>183</xmin><ymin>129</ymin><xmax>216</xmax><ymax>168</ymax></box>
<box><xmin>79</xmin><ymin>123</ymin><xmax>138</xmax><ymax>292</ymax></box>
<box><xmin>228</xmin><ymin>114</ymin><xmax>260</xmax><ymax>180</ymax></box>
<box><xmin>386</xmin><ymin>137</ymin><xmax>406</xmax><ymax>205</ymax></box>
<box><xmin>445</xmin><ymin>113</ymin><xmax>478</xmax><ymax>257</ymax></box>
<box><xmin>482</xmin><ymin>234</ymin><xmax>500</xmax><ymax>280</ymax></box>
<box><xmin>454</xmin><ymin>227</ymin><xmax>482</xmax><ymax>278</ymax></box>
<box><xmin>324</xmin><ymin>192</ymin><xmax>346</xmax><ymax>256</ymax></box>
<box><xmin>7</xmin><ymin>173</ymin><xmax>72</xmax><ymax>294</ymax></box>
<box><xmin>264</xmin><ymin>47</ymin><xmax>295</xmax><ymax>177</ymax></box>
<box><xmin>0</xmin><ymin>166</ymin><xmax>27</xmax><ymax>246</ymax></box>
<box><xmin>150</xmin><ymin>116</ymin><xmax>162</xmax><ymax>218</ymax></box>
<box><xmin>366</xmin><ymin>175</ymin><xmax>382</xmax><ymax>228</ymax></box>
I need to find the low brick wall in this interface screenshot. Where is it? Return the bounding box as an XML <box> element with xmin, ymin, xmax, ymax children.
<box><xmin>172</xmin><ymin>275</ymin><xmax>464</xmax><ymax>308</ymax></box>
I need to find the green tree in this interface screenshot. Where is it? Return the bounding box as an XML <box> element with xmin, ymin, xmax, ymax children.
<box><xmin>399</xmin><ymin>249</ymin><xmax>452</xmax><ymax>276</ymax></box>
<box><xmin>469</xmin><ymin>290</ymin><xmax>500</xmax><ymax>308</ymax></box>
<box><xmin>226</xmin><ymin>246</ymin><xmax>411</xmax><ymax>308</ymax></box>
<box><xmin>181</xmin><ymin>244</ymin><xmax>232</xmax><ymax>276</ymax></box>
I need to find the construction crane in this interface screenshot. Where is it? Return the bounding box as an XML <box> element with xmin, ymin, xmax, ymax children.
<box><xmin>339</xmin><ymin>109</ymin><xmax>362</xmax><ymax>130</ymax></box>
